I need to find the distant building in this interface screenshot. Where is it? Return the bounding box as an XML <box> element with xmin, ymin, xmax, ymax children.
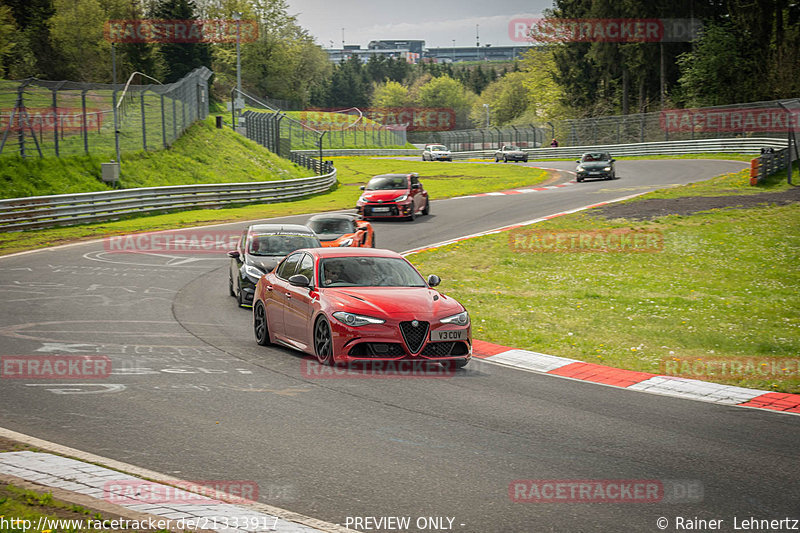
<box><xmin>324</xmin><ymin>40</ymin><xmax>532</xmax><ymax>64</ymax></box>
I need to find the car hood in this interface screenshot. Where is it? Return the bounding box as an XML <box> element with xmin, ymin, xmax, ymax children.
<box><xmin>361</xmin><ymin>190</ymin><xmax>408</xmax><ymax>202</ymax></box>
<box><xmin>246</xmin><ymin>255</ymin><xmax>281</xmax><ymax>273</ymax></box>
<box><xmin>578</xmin><ymin>161</ymin><xmax>612</xmax><ymax>169</ymax></box>
<box><xmin>323</xmin><ymin>287</ymin><xmax>464</xmax><ymax>321</ymax></box>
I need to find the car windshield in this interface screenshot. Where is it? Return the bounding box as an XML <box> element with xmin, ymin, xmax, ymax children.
<box><xmin>506</xmin><ymin>146</ymin><xmax>520</xmax><ymax>151</ymax></box>
<box><xmin>319</xmin><ymin>257</ymin><xmax>427</xmax><ymax>288</ymax></box>
<box><xmin>249</xmin><ymin>234</ymin><xmax>319</xmax><ymax>256</ymax></box>
<box><xmin>581</xmin><ymin>153</ymin><xmax>611</xmax><ymax>162</ymax></box>
<box><xmin>429</xmin><ymin>145</ymin><xmax>447</xmax><ymax>151</ymax></box>
<box><xmin>308</xmin><ymin>218</ymin><xmax>354</xmax><ymax>235</ymax></box>
<box><xmin>365</xmin><ymin>176</ymin><xmax>408</xmax><ymax>190</ymax></box>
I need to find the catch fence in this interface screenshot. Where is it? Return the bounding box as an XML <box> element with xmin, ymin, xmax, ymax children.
<box><xmin>0</xmin><ymin>67</ymin><xmax>213</xmax><ymax>159</ymax></box>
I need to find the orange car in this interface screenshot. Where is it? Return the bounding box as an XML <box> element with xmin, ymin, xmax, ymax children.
<box><xmin>307</xmin><ymin>214</ymin><xmax>376</xmax><ymax>248</ymax></box>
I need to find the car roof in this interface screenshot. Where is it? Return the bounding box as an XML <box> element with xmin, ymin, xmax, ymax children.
<box><xmin>247</xmin><ymin>224</ymin><xmax>317</xmax><ymax>235</ymax></box>
<box><xmin>370</xmin><ymin>173</ymin><xmax>415</xmax><ymax>179</ymax></box>
<box><xmin>302</xmin><ymin>247</ymin><xmax>404</xmax><ymax>259</ymax></box>
<box><xmin>307</xmin><ymin>213</ymin><xmax>356</xmax><ymax>222</ymax></box>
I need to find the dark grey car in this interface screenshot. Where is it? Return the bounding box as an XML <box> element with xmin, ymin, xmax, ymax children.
<box><xmin>495</xmin><ymin>145</ymin><xmax>528</xmax><ymax>162</ymax></box>
<box><xmin>227</xmin><ymin>224</ymin><xmax>321</xmax><ymax>307</ymax></box>
<box><xmin>576</xmin><ymin>152</ymin><xmax>616</xmax><ymax>182</ymax></box>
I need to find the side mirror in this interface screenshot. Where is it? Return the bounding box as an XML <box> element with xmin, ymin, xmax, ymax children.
<box><xmin>575</xmin><ymin>160</ymin><xmax>581</xmax><ymax>163</ymax></box>
<box><xmin>427</xmin><ymin>274</ymin><xmax>441</xmax><ymax>287</ymax></box>
<box><xmin>288</xmin><ymin>274</ymin><xmax>310</xmax><ymax>287</ymax></box>
<box><xmin>359</xmin><ymin>185</ymin><xmax>365</xmax><ymax>191</ymax></box>
<box><xmin>227</xmin><ymin>250</ymin><xmax>240</xmax><ymax>259</ymax></box>
<box><xmin>610</xmin><ymin>158</ymin><xmax>616</xmax><ymax>162</ymax></box>
<box><xmin>411</xmin><ymin>183</ymin><xmax>420</xmax><ymax>190</ymax></box>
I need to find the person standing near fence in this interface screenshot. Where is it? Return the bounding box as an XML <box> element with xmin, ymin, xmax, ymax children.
<box><xmin>550</xmin><ymin>138</ymin><xmax>559</xmax><ymax>147</ymax></box>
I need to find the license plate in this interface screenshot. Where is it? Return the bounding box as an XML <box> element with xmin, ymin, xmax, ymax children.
<box><xmin>589</xmin><ymin>171</ymin><xmax>600</xmax><ymax>175</ymax></box>
<box><xmin>372</xmin><ymin>207</ymin><xmax>390</xmax><ymax>213</ymax></box>
<box><xmin>431</xmin><ymin>329</ymin><xmax>467</xmax><ymax>341</ymax></box>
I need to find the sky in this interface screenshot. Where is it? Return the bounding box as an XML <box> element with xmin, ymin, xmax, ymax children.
<box><xmin>284</xmin><ymin>0</ymin><xmax>555</xmax><ymax>49</ymax></box>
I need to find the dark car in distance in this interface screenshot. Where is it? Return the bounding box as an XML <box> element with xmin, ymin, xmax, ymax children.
<box><xmin>576</xmin><ymin>152</ymin><xmax>616</xmax><ymax>182</ymax></box>
<box><xmin>228</xmin><ymin>224</ymin><xmax>321</xmax><ymax>307</ymax></box>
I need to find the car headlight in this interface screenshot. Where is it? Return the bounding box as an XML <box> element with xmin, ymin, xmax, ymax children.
<box><xmin>576</xmin><ymin>165</ymin><xmax>584</xmax><ymax>171</ymax></box>
<box><xmin>332</xmin><ymin>311</ymin><xmax>385</xmax><ymax>327</ymax></box>
<box><xmin>338</xmin><ymin>238</ymin><xmax>354</xmax><ymax>247</ymax></box>
<box><xmin>440</xmin><ymin>311</ymin><xmax>469</xmax><ymax>326</ymax></box>
<box><xmin>392</xmin><ymin>194</ymin><xmax>408</xmax><ymax>202</ymax></box>
<box><xmin>242</xmin><ymin>264</ymin><xmax>264</xmax><ymax>280</ymax></box>
<box><xmin>603</xmin><ymin>166</ymin><xmax>612</xmax><ymax>171</ymax></box>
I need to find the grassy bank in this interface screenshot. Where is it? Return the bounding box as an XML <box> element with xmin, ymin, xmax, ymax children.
<box><xmin>0</xmin><ymin>117</ymin><xmax>312</xmax><ymax>199</ymax></box>
<box><xmin>408</xmin><ymin>168</ymin><xmax>800</xmax><ymax>392</ymax></box>
<box><xmin>0</xmin><ymin>157</ymin><xmax>550</xmax><ymax>255</ymax></box>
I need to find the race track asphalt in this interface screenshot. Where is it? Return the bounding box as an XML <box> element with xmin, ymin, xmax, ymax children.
<box><xmin>2</xmin><ymin>159</ymin><xmax>799</xmax><ymax>533</ymax></box>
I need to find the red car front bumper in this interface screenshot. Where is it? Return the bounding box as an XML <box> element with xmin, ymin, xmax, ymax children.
<box><xmin>357</xmin><ymin>201</ymin><xmax>413</xmax><ymax>219</ymax></box>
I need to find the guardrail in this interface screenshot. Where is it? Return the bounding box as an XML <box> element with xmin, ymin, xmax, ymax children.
<box><xmin>749</xmin><ymin>147</ymin><xmax>792</xmax><ymax>185</ymax></box>
<box><xmin>294</xmin><ymin>138</ymin><xmax>788</xmax><ymax>160</ymax></box>
<box><xmin>0</xmin><ymin>170</ymin><xmax>337</xmax><ymax>232</ymax></box>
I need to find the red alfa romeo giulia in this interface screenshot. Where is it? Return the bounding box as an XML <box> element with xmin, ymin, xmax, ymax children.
<box><xmin>252</xmin><ymin>248</ymin><xmax>471</xmax><ymax>368</ymax></box>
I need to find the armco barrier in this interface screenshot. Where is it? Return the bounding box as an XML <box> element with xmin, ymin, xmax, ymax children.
<box><xmin>0</xmin><ymin>170</ymin><xmax>337</xmax><ymax>231</ymax></box>
<box><xmin>294</xmin><ymin>137</ymin><xmax>788</xmax><ymax>160</ymax></box>
<box><xmin>749</xmin><ymin>147</ymin><xmax>792</xmax><ymax>185</ymax></box>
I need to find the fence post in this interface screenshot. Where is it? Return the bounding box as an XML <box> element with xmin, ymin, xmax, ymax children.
<box><xmin>140</xmin><ymin>91</ymin><xmax>147</xmax><ymax>150</ymax></box>
<box><xmin>51</xmin><ymin>87</ymin><xmax>59</xmax><ymax>157</ymax></box>
<box><xmin>112</xmin><ymin>87</ymin><xmax>121</xmax><ymax>163</ymax></box>
<box><xmin>81</xmin><ymin>90</ymin><xmax>89</xmax><ymax>154</ymax></box>
<box><xmin>160</xmin><ymin>94</ymin><xmax>167</xmax><ymax>148</ymax></box>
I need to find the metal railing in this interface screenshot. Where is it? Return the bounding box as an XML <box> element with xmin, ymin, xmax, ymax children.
<box><xmin>749</xmin><ymin>147</ymin><xmax>795</xmax><ymax>185</ymax></box>
<box><xmin>0</xmin><ymin>68</ymin><xmax>213</xmax><ymax>159</ymax></box>
<box><xmin>294</xmin><ymin>138</ymin><xmax>788</xmax><ymax>160</ymax></box>
<box><xmin>0</xmin><ymin>170</ymin><xmax>337</xmax><ymax>231</ymax></box>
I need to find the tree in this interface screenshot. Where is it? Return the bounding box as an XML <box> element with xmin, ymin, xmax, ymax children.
<box><xmin>149</xmin><ymin>0</ymin><xmax>211</xmax><ymax>83</ymax></box>
<box><xmin>416</xmin><ymin>75</ymin><xmax>476</xmax><ymax>114</ymax></box>
<box><xmin>372</xmin><ymin>80</ymin><xmax>409</xmax><ymax>107</ymax></box>
<box><xmin>49</xmin><ymin>0</ymin><xmax>109</xmax><ymax>81</ymax></box>
<box><xmin>326</xmin><ymin>55</ymin><xmax>370</xmax><ymax>107</ymax></box>
<box><xmin>0</xmin><ymin>3</ymin><xmax>17</xmax><ymax>77</ymax></box>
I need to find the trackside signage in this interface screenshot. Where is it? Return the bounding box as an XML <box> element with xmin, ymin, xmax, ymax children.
<box><xmin>1</xmin><ymin>355</ymin><xmax>111</xmax><ymax>379</ymax></box>
<box><xmin>660</xmin><ymin>107</ymin><xmax>800</xmax><ymax>133</ymax></box>
<box><xmin>103</xmin><ymin>480</ymin><xmax>258</xmax><ymax>505</ymax></box>
<box><xmin>302</xmin><ymin>359</ymin><xmax>456</xmax><ymax>379</ymax></box>
<box><xmin>509</xmin><ymin>18</ymin><xmax>701</xmax><ymax>43</ymax></box>
<box><xmin>104</xmin><ymin>19</ymin><xmax>259</xmax><ymax>43</ymax></box>
<box><xmin>509</xmin><ymin>479</ymin><xmax>703</xmax><ymax>504</ymax></box>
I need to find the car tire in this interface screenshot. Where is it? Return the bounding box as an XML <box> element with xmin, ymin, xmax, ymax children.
<box><xmin>422</xmin><ymin>198</ymin><xmax>430</xmax><ymax>216</ymax></box>
<box><xmin>253</xmin><ymin>301</ymin><xmax>271</xmax><ymax>346</ymax></box>
<box><xmin>523</xmin><ymin>157</ymin><xmax>528</xmax><ymax>163</ymax></box>
<box><xmin>495</xmin><ymin>157</ymin><xmax>500</xmax><ymax>162</ymax></box>
<box><xmin>441</xmin><ymin>358</ymin><xmax>469</xmax><ymax>370</ymax></box>
<box><xmin>313</xmin><ymin>316</ymin><xmax>334</xmax><ymax>365</ymax></box>
<box><xmin>503</xmin><ymin>156</ymin><xmax>507</xmax><ymax>163</ymax></box>
<box><xmin>577</xmin><ymin>177</ymin><xmax>584</xmax><ymax>183</ymax></box>
<box><xmin>236</xmin><ymin>284</ymin><xmax>244</xmax><ymax>307</ymax></box>
<box><xmin>371</xmin><ymin>234</ymin><xmax>376</xmax><ymax>248</ymax></box>
<box><xmin>229</xmin><ymin>275</ymin><xmax>236</xmax><ymax>297</ymax></box>
<box><xmin>409</xmin><ymin>207</ymin><xmax>416</xmax><ymax>221</ymax></box>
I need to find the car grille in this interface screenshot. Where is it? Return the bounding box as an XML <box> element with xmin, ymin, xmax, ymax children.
<box><xmin>399</xmin><ymin>321</ymin><xmax>429</xmax><ymax>354</ymax></box>
<box><xmin>348</xmin><ymin>343</ymin><xmax>406</xmax><ymax>358</ymax></box>
<box><xmin>421</xmin><ymin>341</ymin><xmax>469</xmax><ymax>357</ymax></box>
<box><xmin>365</xmin><ymin>205</ymin><xmax>399</xmax><ymax>216</ymax></box>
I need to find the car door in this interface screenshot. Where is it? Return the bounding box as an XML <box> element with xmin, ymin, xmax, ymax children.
<box><xmin>267</xmin><ymin>252</ymin><xmax>303</xmax><ymax>341</ymax></box>
<box><xmin>231</xmin><ymin>229</ymin><xmax>247</xmax><ymax>292</ymax></box>
<box><xmin>283</xmin><ymin>253</ymin><xmax>317</xmax><ymax>350</ymax></box>
<box><xmin>409</xmin><ymin>175</ymin><xmax>421</xmax><ymax>212</ymax></box>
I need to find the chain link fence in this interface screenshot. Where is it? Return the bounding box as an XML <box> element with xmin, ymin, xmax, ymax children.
<box><xmin>431</xmin><ymin>99</ymin><xmax>797</xmax><ymax>151</ymax></box>
<box><xmin>0</xmin><ymin>67</ymin><xmax>212</xmax><ymax>159</ymax></box>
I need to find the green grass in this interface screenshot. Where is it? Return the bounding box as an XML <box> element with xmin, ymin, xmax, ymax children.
<box><xmin>0</xmin><ymin>156</ymin><xmax>550</xmax><ymax>255</ymax></box>
<box><xmin>0</xmin><ymin>117</ymin><xmax>312</xmax><ymax>199</ymax></box>
<box><xmin>408</xmin><ymin>168</ymin><xmax>800</xmax><ymax>393</ymax></box>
